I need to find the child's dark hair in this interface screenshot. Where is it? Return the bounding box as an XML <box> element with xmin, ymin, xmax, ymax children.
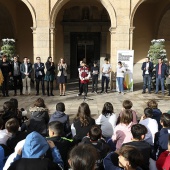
<box><xmin>120</xmin><ymin>109</ymin><xmax>133</xmax><ymax>124</ymax></box>
<box><xmin>144</xmin><ymin>108</ymin><xmax>153</xmax><ymax>118</ymax></box>
<box><xmin>48</xmin><ymin>121</ymin><xmax>64</xmax><ymax>136</ymax></box>
<box><xmin>89</xmin><ymin>125</ymin><xmax>102</xmax><ymax>141</ymax></box>
<box><xmin>75</xmin><ymin>103</ymin><xmax>91</xmax><ymax>127</ymax></box>
<box><xmin>5</xmin><ymin>118</ymin><xmax>19</xmax><ymax>134</ymax></box>
<box><xmin>56</xmin><ymin>102</ymin><xmax>65</xmax><ymax>112</ymax></box>
<box><xmin>160</xmin><ymin>113</ymin><xmax>170</xmax><ymax>128</ymax></box>
<box><xmin>102</xmin><ymin>102</ymin><xmax>114</xmax><ymax>117</ymax></box>
<box><xmin>34</xmin><ymin>98</ymin><xmax>46</xmax><ymax>108</ymax></box>
<box><xmin>147</xmin><ymin>100</ymin><xmax>158</xmax><ymax>109</ymax></box>
<box><xmin>104</xmin><ymin>57</ymin><xmax>109</xmax><ymax>61</ymax></box>
<box><xmin>3</xmin><ymin>101</ymin><xmax>13</xmax><ymax>112</ymax></box>
<box><xmin>69</xmin><ymin>144</ymin><xmax>98</xmax><ymax>170</ymax></box>
<box><xmin>0</xmin><ymin>118</ymin><xmax>4</xmax><ymax>129</ymax></box>
<box><xmin>10</xmin><ymin>98</ymin><xmax>18</xmax><ymax>109</ymax></box>
<box><xmin>123</xmin><ymin>100</ymin><xmax>133</xmax><ymax>109</ymax></box>
<box><xmin>131</xmin><ymin>124</ymin><xmax>147</xmax><ymax>140</ymax></box>
<box><xmin>119</xmin><ymin>145</ymin><xmax>143</xmax><ymax>169</ymax></box>
<box><xmin>118</xmin><ymin>61</ymin><xmax>122</xmax><ymax>65</ymax></box>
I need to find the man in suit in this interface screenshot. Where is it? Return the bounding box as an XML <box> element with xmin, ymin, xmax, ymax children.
<box><xmin>20</xmin><ymin>57</ymin><xmax>32</xmax><ymax>95</ymax></box>
<box><xmin>155</xmin><ymin>58</ymin><xmax>167</xmax><ymax>95</ymax></box>
<box><xmin>141</xmin><ymin>57</ymin><xmax>153</xmax><ymax>94</ymax></box>
<box><xmin>11</xmin><ymin>55</ymin><xmax>23</xmax><ymax>96</ymax></box>
<box><xmin>34</xmin><ymin>57</ymin><xmax>45</xmax><ymax>95</ymax></box>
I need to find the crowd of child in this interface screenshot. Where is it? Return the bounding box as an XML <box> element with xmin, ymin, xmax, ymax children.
<box><xmin>0</xmin><ymin>98</ymin><xmax>170</xmax><ymax>170</ymax></box>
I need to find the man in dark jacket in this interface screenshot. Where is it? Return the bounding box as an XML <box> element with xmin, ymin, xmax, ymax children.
<box><xmin>34</xmin><ymin>57</ymin><xmax>45</xmax><ymax>95</ymax></box>
<box><xmin>11</xmin><ymin>56</ymin><xmax>22</xmax><ymax>96</ymax></box>
<box><xmin>141</xmin><ymin>57</ymin><xmax>153</xmax><ymax>94</ymax></box>
<box><xmin>0</xmin><ymin>55</ymin><xmax>12</xmax><ymax>97</ymax></box>
<box><xmin>20</xmin><ymin>57</ymin><xmax>32</xmax><ymax>95</ymax></box>
<box><xmin>155</xmin><ymin>58</ymin><xmax>167</xmax><ymax>95</ymax></box>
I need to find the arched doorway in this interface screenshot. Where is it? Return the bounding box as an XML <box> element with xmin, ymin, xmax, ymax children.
<box><xmin>50</xmin><ymin>0</ymin><xmax>116</xmax><ymax>79</ymax></box>
<box><xmin>0</xmin><ymin>0</ymin><xmax>34</xmax><ymax>61</ymax></box>
<box><xmin>131</xmin><ymin>0</ymin><xmax>170</xmax><ymax>82</ymax></box>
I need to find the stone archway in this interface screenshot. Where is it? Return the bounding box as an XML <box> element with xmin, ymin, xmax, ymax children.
<box><xmin>50</xmin><ymin>0</ymin><xmax>117</xmax><ymax>79</ymax></box>
<box><xmin>21</xmin><ymin>0</ymin><xmax>36</xmax><ymax>28</ymax></box>
<box><xmin>0</xmin><ymin>0</ymin><xmax>34</xmax><ymax>60</ymax></box>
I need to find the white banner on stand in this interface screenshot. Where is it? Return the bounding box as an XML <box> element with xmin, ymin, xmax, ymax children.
<box><xmin>117</xmin><ymin>50</ymin><xmax>134</xmax><ymax>92</ymax></box>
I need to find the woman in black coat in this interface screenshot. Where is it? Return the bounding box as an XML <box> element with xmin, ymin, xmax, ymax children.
<box><xmin>44</xmin><ymin>57</ymin><xmax>55</xmax><ymax>96</ymax></box>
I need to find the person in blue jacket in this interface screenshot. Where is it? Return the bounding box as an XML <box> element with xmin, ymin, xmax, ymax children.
<box><xmin>8</xmin><ymin>131</ymin><xmax>63</xmax><ymax>170</ymax></box>
<box><xmin>155</xmin><ymin>58</ymin><xmax>167</xmax><ymax>95</ymax></box>
<box><xmin>0</xmin><ymin>145</ymin><xmax>5</xmax><ymax>170</ymax></box>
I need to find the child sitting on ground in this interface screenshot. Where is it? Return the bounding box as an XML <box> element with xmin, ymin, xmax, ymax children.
<box><xmin>154</xmin><ymin>113</ymin><xmax>170</xmax><ymax>158</ymax></box>
<box><xmin>49</xmin><ymin>102</ymin><xmax>71</xmax><ymax>137</ymax></box>
<box><xmin>95</xmin><ymin>102</ymin><xmax>117</xmax><ymax>138</ymax></box>
<box><xmin>112</xmin><ymin>109</ymin><xmax>135</xmax><ymax>150</ymax></box>
<box><xmin>139</xmin><ymin>108</ymin><xmax>158</xmax><ymax>145</ymax></box>
<box><xmin>147</xmin><ymin>99</ymin><xmax>162</xmax><ymax>130</ymax></box>
<box><xmin>46</xmin><ymin>121</ymin><xmax>74</xmax><ymax>169</ymax></box>
<box><xmin>123</xmin><ymin>124</ymin><xmax>150</xmax><ymax>170</ymax></box>
<box><xmin>103</xmin><ymin>145</ymin><xmax>144</xmax><ymax>170</ymax></box>
<box><xmin>6</xmin><ymin>118</ymin><xmax>27</xmax><ymax>152</ymax></box>
<box><xmin>81</xmin><ymin>125</ymin><xmax>110</xmax><ymax>170</ymax></box>
<box><xmin>156</xmin><ymin>134</ymin><xmax>170</xmax><ymax>170</ymax></box>
<box><xmin>116</xmin><ymin>100</ymin><xmax>138</xmax><ymax>125</ymax></box>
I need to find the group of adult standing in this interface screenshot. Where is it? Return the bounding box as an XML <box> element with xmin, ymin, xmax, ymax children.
<box><xmin>0</xmin><ymin>55</ymin><xmax>67</xmax><ymax>97</ymax></box>
<box><xmin>142</xmin><ymin>57</ymin><xmax>170</xmax><ymax>96</ymax></box>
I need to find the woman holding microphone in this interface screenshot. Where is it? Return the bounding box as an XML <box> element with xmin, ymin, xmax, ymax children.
<box><xmin>44</xmin><ymin>56</ymin><xmax>55</xmax><ymax>96</ymax></box>
<box><xmin>57</xmin><ymin>58</ymin><xmax>67</xmax><ymax>96</ymax></box>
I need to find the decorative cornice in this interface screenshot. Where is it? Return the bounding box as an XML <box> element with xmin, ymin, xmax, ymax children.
<box><xmin>50</xmin><ymin>27</ymin><xmax>56</xmax><ymax>34</ymax></box>
<box><xmin>30</xmin><ymin>27</ymin><xmax>36</xmax><ymax>34</ymax></box>
<box><xmin>129</xmin><ymin>27</ymin><xmax>135</xmax><ymax>34</ymax></box>
<box><xmin>109</xmin><ymin>27</ymin><xmax>116</xmax><ymax>34</ymax></box>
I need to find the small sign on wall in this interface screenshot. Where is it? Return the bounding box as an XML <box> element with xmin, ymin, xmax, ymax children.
<box><xmin>117</xmin><ymin>50</ymin><xmax>134</xmax><ymax>92</ymax></box>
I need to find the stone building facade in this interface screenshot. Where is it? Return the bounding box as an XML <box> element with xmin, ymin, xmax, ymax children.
<box><xmin>0</xmin><ymin>0</ymin><xmax>170</xmax><ymax>82</ymax></box>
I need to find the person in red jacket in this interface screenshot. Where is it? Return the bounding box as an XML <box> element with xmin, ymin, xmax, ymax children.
<box><xmin>156</xmin><ymin>134</ymin><xmax>170</xmax><ymax>170</ymax></box>
<box><xmin>77</xmin><ymin>61</ymin><xmax>90</xmax><ymax>97</ymax></box>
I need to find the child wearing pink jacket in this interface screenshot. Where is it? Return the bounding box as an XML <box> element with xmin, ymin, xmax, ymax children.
<box><xmin>112</xmin><ymin>109</ymin><xmax>135</xmax><ymax>150</ymax></box>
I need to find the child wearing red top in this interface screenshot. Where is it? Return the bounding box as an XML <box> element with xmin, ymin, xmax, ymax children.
<box><xmin>77</xmin><ymin>62</ymin><xmax>90</xmax><ymax>97</ymax></box>
<box><xmin>156</xmin><ymin>134</ymin><xmax>170</xmax><ymax>170</ymax></box>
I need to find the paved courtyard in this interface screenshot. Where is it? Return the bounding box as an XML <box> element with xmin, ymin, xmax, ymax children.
<box><xmin>0</xmin><ymin>81</ymin><xmax>170</xmax><ymax>122</ymax></box>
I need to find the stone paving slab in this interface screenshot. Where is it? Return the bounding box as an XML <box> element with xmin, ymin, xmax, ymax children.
<box><xmin>0</xmin><ymin>82</ymin><xmax>170</xmax><ymax>123</ymax></box>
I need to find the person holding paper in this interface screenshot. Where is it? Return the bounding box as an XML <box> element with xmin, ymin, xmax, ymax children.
<box><xmin>116</xmin><ymin>61</ymin><xmax>126</xmax><ymax>94</ymax></box>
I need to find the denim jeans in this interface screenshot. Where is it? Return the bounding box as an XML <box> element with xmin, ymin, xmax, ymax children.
<box><xmin>143</xmin><ymin>74</ymin><xmax>151</xmax><ymax>92</ymax></box>
<box><xmin>101</xmin><ymin>76</ymin><xmax>110</xmax><ymax>92</ymax></box>
<box><xmin>117</xmin><ymin>77</ymin><xmax>124</xmax><ymax>92</ymax></box>
<box><xmin>156</xmin><ymin>75</ymin><xmax>165</xmax><ymax>93</ymax></box>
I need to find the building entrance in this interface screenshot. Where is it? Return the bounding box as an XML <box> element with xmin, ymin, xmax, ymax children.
<box><xmin>70</xmin><ymin>32</ymin><xmax>100</xmax><ymax>78</ymax></box>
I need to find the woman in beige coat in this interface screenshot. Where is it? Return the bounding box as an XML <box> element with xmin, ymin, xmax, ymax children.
<box><xmin>57</xmin><ymin>58</ymin><xmax>67</xmax><ymax>96</ymax></box>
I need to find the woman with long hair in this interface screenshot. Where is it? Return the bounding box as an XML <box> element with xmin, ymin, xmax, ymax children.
<box><xmin>57</xmin><ymin>58</ymin><xmax>67</xmax><ymax>96</ymax></box>
<box><xmin>71</xmin><ymin>103</ymin><xmax>95</xmax><ymax>142</ymax></box>
<box><xmin>44</xmin><ymin>57</ymin><xmax>55</xmax><ymax>96</ymax></box>
<box><xmin>28</xmin><ymin>98</ymin><xmax>49</xmax><ymax>136</ymax></box>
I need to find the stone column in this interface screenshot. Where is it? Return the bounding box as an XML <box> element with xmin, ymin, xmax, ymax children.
<box><xmin>109</xmin><ymin>27</ymin><xmax>117</xmax><ymax>90</ymax></box>
<box><xmin>50</xmin><ymin>27</ymin><xmax>56</xmax><ymax>61</ymax></box>
<box><xmin>30</xmin><ymin>27</ymin><xmax>36</xmax><ymax>62</ymax></box>
<box><xmin>129</xmin><ymin>27</ymin><xmax>135</xmax><ymax>50</ymax></box>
